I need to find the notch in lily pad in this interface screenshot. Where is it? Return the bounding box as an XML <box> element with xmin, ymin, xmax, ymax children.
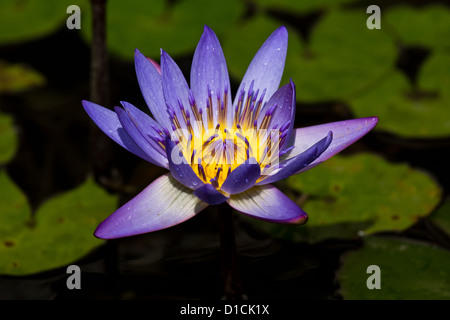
<box><xmin>0</xmin><ymin>172</ymin><xmax>117</xmax><ymax>276</ymax></box>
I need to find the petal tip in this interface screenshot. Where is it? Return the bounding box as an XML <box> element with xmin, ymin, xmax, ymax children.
<box><xmin>289</xmin><ymin>212</ymin><xmax>308</xmax><ymax>225</ymax></box>
<box><xmin>289</xmin><ymin>78</ymin><xmax>295</xmax><ymax>87</ymax></box>
<box><xmin>203</xmin><ymin>24</ymin><xmax>213</xmax><ymax>33</ymax></box>
<box><xmin>82</xmin><ymin>100</ymin><xmax>102</xmax><ymax>114</ymax></box>
<box><xmin>93</xmin><ymin>219</ymin><xmax>138</xmax><ymax>240</ymax></box>
<box><xmin>364</xmin><ymin>116</ymin><xmax>379</xmax><ymax>130</ymax></box>
<box><xmin>81</xmin><ymin>100</ymin><xmax>89</xmax><ymax>110</ymax></box>
<box><xmin>275</xmin><ymin>25</ymin><xmax>288</xmax><ymax>36</ymax></box>
<box><xmin>200</xmin><ymin>25</ymin><xmax>218</xmax><ymax>42</ymax></box>
<box><xmin>81</xmin><ymin>99</ymin><xmax>93</xmax><ymax>108</ymax></box>
<box><xmin>93</xmin><ymin>223</ymin><xmax>113</xmax><ymax>240</ymax></box>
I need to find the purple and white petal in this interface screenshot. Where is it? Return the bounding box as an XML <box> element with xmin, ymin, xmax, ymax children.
<box><xmin>283</xmin><ymin>117</ymin><xmax>378</xmax><ymax>174</ymax></box>
<box><xmin>82</xmin><ymin>100</ymin><xmax>156</xmax><ymax>163</ymax></box>
<box><xmin>115</xmin><ymin>106</ymin><xmax>168</xmax><ymax>168</ymax></box>
<box><xmin>94</xmin><ymin>174</ymin><xmax>208</xmax><ymax>239</ymax></box>
<box><xmin>191</xmin><ymin>25</ymin><xmax>232</xmax><ymax>128</ymax></box>
<box><xmin>134</xmin><ymin>49</ymin><xmax>171</xmax><ymax>130</ymax></box>
<box><xmin>257</xmin><ymin>131</ymin><xmax>332</xmax><ymax>185</ymax></box>
<box><xmin>221</xmin><ymin>158</ymin><xmax>261</xmax><ymax>194</ymax></box>
<box><xmin>165</xmin><ymin>136</ymin><xmax>204</xmax><ymax>190</ymax></box>
<box><xmin>193</xmin><ymin>183</ymin><xmax>229</xmax><ymax>205</ymax></box>
<box><xmin>233</xmin><ymin>26</ymin><xmax>288</xmax><ymax>110</ymax></box>
<box><xmin>227</xmin><ymin>184</ymin><xmax>307</xmax><ymax>224</ymax></box>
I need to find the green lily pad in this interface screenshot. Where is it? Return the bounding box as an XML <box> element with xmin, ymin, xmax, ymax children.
<box><xmin>246</xmin><ymin>153</ymin><xmax>441</xmax><ymax>243</ymax></box>
<box><xmin>0</xmin><ymin>113</ymin><xmax>18</xmax><ymax>164</ymax></box>
<box><xmin>223</xmin><ymin>10</ymin><xmax>396</xmax><ymax>102</ymax></box>
<box><xmin>419</xmin><ymin>51</ymin><xmax>450</xmax><ymax>95</ymax></box>
<box><xmin>350</xmin><ymin>52</ymin><xmax>450</xmax><ymax>138</ymax></box>
<box><xmin>0</xmin><ymin>60</ymin><xmax>45</xmax><ymax>93</ymax></box>
<box><xmin>81</xmin><ymin>0</ymin><xmax>245</xmax><ymax>60</ymax></box>
<box><xmin>385</xmin><ymin>5</ymin><xmax>450</xmax><ymax>51</ymax></box>
<box><xmin>0</xmin><ymin>0</ymin><xmax>83</xmax><ymax>44</ymax></box>
<box><xmin>0</xmin><ymin>172</ymin><xmax>117</xmax><ymax>275</ymax></box>
<box><xmin>430</xmin><ymin>198</ymin><xmax>450</xmax><ymax>238</ymax></box>
<box><xmin>253</xmin><ymin>0</ymin><xmax>358</xmax><ymax>14</ymax></box>
<box><xmin>0</xmin><ymin>171</ymin><xmax>30</xmax><ymax>240</ymax></box>
<box><xmin>337</xmin><ymin>236</ymin><xmax>450</xmax><ymax>300</ymax></box>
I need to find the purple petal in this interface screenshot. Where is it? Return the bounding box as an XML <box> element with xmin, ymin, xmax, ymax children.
<box><xmin>283</xmin><ymin>117</ymin><xmax>379</xmax><ymax>175</ymax></box>
<box><xmin>257</xmin><ymin>131</ymin><xmax>332</xmax><ymax>185</ymax></box>
<box><xmin>82</xmin><ymin>100</ymin><xmax>156</xmax><ymax>163</ymax></box>
<box><xmin>115</xmin><ymin>106</ymin><xmax>168</xmax><ymax>168</ymax></box>
<box><xmin>191</xmin><ymin>25</ymin><xmax>232</xmax><ymax>128</ymax></box>
<box><xmin>165</xmin><ymin>136</ymin><xmax>204</xmax><ymax>190</ymax></box>
<box><xmin>233</xmin><ymin>26</ymin><xmax>288</xmax><ymax>110</ymax></box>
<box><xmin>257</xmin><ymin>80</ymin><xmax>295</xmax><ymax>147</ymax></box>
<box><xmin>120</xmin><ymin>101</ymin><xmax>168</xmax><ymax>168</ymax></box>
<box><xmin>220</xmin><ymin>158</ymin><xmax>261</xmax><ymax>194</ymax></box>
<box><xmin>134</xmin><ymin>49</ymin><xmax>171</xmax><ymax>131</ymax></box>
<box><xmin>94</xmin><ymin>174</ymin><xmax>208</xmax><ymax>239</ymax></box>
<box><xmin>193</xmin><ymin>183</ymin><xmax>229</xmax><ymax>205</ymax></box>
<box><xmin>160</xmin><ymin>50</ymin><xmax>191</xmax><ymax>131</ymax></box>
<box><xmin>227</xmin><ymin>184</ymin><xmax>307</xmax><ymax>224</ymax></box>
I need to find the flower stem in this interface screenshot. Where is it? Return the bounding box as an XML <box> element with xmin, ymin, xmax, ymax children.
<box><xmin>89</xmin><ymin>0</ymin><xmax>114</xmax><ymax>178</ymax></box>
<box><xmin>89</xmin><ymin>0</ymin><xmax>109</xmax><ymax>107</ymax></box>
<box><xmin>218</xmin><ymin>204</ymin><xmax>243</xmax><ymax>299</ymax></box>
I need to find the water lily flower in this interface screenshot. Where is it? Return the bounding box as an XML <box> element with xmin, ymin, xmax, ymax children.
<box><xmin>82</xmin><ymin>26</ymin><xmax>378</xmax><ymax>239</ymax></box>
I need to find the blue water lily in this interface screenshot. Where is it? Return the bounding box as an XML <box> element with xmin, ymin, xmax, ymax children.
<box><xmin>83</xmin><ymin>26</ymin><xmax>378</xmax><ymax>239</ymax></box>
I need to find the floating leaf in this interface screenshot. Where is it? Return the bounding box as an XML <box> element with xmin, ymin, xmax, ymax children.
<box><xmin>253</xmin><ymin>0</ymin><xmax>357</xmax><ymax>14</ymax></box>
<box><xmin>0</xmin><ymin>173</ymin><xmax>117</xmax><ymax>275</ymax></box>
<box><xmin>337</xmin><ymin>236</ymin><xmax>450</xmax><ymax>300</ymax></box>
<box><xmin>385</xmin><ymin>5</ymin><xmax>450</xmax><ymax>51</ymax></box>
<box><xmin>288</xmin><ymin>153</ymin><xmax>441</xmax><ymax>236</ymax></box>
<box><xmin>0</xmin><ymin>60</ymin><xmax>45</xmax><ymax>93</ymax></box>
<box><xmin>419</xmin><ymin>52</ymin><xmax>450</xmax><ymax>96</ymax></box>
<box><xmin>81</xmin><ymin>0</ymin><xmax>245</xmax><ymax>60</ymax></box>
<box><xmin>350</xmin><ymin>52</ymin><xmax>450</xmax><ymax>138</ymax></box>
<box><xmin>245</xmin><ymin>153</ymin><xmax>441</xmax><ymax>243</ymax></box>
<box><xmin>430</xmin><ymin>198</ymin><xmax>450</xmax><ymax>238</ymax></box>
<box><xmin>223</xmin><ymin>10</ymin><xmax>396</xmax><ymax>102</ymax></box>
<box><xmin>0</xmin><ymin>0</ymin><xmax>83</xmax><ymax>44</ymax></box>
<box><xmin>0</xmin><ymin>171</ymin><xmax>31</xmax><ymax>240</ymax></box>
<box><xmin>0</xmin><ymin>113</ymin><xmax>18</xmax><ymax>164</ymax></box>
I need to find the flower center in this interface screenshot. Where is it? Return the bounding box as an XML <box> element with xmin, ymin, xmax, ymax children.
<box><xmin>167</xmin><ymin>81</ymin><xmax>291</xmax><ymax>189</ymax></box>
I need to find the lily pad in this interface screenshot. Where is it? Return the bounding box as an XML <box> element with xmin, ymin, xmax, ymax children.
<box><xmin>0</xmin><ymin>113</ymin><xmax>18</xmax><ymax>164</ymax></box>
<box><xmin>0</xmin><ymin>0</ymin><xmax>82</xmax><ymax>44</ymax></box>
<box><xmin>350</xmin><ymin>52</ymin><xmax>450</xmax><ymax>138</ymax></box>
<box><xmin>81</xmin><ymin>0</ymin><xmax>245</xmax><ymax>60</ymax></box>
<box><xmin>385</xmin><ymin>5</ymin><xmax>450</xmax><ymax>51</ymax></box>
<box><xmin>253</xmin><ymin>0</ymin><xmax>358</xmax><ymax>14</ymax></box>
<box><xmin>430</xmin><ymin>198</ymin><xmax>450</xmax><ymax>238</ymax></box>
<box><xmin>223</xmin><ymin>10</ymin><xmax>396</xmax><ymax>102</ymax></box>
<box><xmin>0</xmin><ymin>60</ymin><xmax>45</xmax><ymax>93</ymax></box>
<box><xmin>0</xmin><ymin>172</ymin><xmax>117</xmax><ymax>275</ymax></box>
<box><xmin>337</xmin><ymin>236</ymin><xmax>450</xmax><ymax>300</ymax></box>
<box><xmin>245</xmin><ymin>153</ymin><xmax>441</xmax><ymax>243</ymax></box>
